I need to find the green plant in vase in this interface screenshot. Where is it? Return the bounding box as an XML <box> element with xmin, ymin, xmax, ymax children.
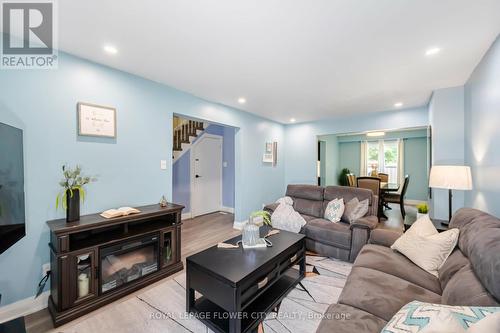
<box><xmin>250</xmin><ymin>210</ymin><xmax>271</xmax><ymax>226</ymax></box>
<box><xmin>416</xmin><ymin>203</ymin><xmax>429</xmax><ymax>218</ymax></box>
<box><xmin>56</xmin><ymin>165</ymin><xmax>97</xmax><ymax>222</ymax></box>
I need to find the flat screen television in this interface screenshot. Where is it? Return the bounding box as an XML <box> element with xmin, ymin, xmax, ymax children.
<box><xmin>0</xmin><ymin>122</ymin><xmax>26</xmax><ymax>254</ymax></box>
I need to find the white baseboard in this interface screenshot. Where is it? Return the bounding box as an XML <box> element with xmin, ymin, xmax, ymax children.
<box><xmin>0</xmin><ymin>291</ymin><xmax>49</xmax><ymax>324</ymax></box>
<box><xmin>181</xmin><ymin>212</ymin><xmax>192</xmax><ymax>220</ymax></box>
<box><xmin>233</xmin><ymin>220</ymin><xmax>247</xmax><ymax>230</ymax></box>
<box><xmin>220</xmin><ymin>206</ymin><xmax>234</xmax><ymax>214</ymax></box>
<box><xmin>405</xmin><ymin>200</ymin><xmax>427</xmax><ymax>206</ymax></box>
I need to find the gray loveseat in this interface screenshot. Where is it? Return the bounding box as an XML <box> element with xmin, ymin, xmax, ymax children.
<box><xmin>264</xmin><ymin>184</ymin><xmax>379</xmax><ymax>262</ymax></box>
<box><xmin>317</xmin><ymin>208</ymin><xmax>500</xmax><ymax>333</ymax></box>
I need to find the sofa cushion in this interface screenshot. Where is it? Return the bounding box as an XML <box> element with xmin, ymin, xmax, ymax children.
<box><xmin>442</xmin><ymin>264</ymin><xmax>499</xmax><ymax>306</ymax></box>
<box><xmin>285</xmin><ymin>184</ymin><xmax>324</xmax><ymax>218</ymax></box>
<box><xmin>354</xmin><ymin>244</ymin><xmax>442</xmax><ymax>294</ymax></box>
<box><xmin>316</xmin><ymin>303</ymin><xmax>386</xmax><ymax>333</ymax></box>
<box><xmin>292</xmin><ymin>198</ymin><xmax>323</xmax><ymax>217</ymax></box>
<box><xmin>450</xmin><ymin>208</ymin><xmax>500</xmax><ymax>302</ymax></box>
<box><xmin>286</xmin><ymin>184</ymin><xmax>324</xmax><ymax>200</ymax></box>
<box><xmin>324</xmin><ymin>185</ymin><xmax>376</xmax><ymax>216</ymax></box>
<box><xmin>300</xmin><ymin>214</ymin><xmax>316</xmax><ymax>222</ymax></box>
<box><xmin>391</xmin><ymin>215</ymin><xmax>460</xmax><ymax>277</ymax></box>
<box><xmin>338</xmin><ymin>266</ymin><xmax>441</xmax><ymax>321</ymax></box>
<box><xmin>304</xmin><ymin>218</ymin><xmax>351</xmax><ymax>250</ymax></box>
<box><xmin>324</xmin><ymin>185</ymin><xmax>373</xmax><ymax>206</ymax></box>
<box><xmin>342</xmin><ymin>198</ymin><xmax>369</xmax><ymax>223</ymax></box>
<box><xmin>438</xmin><ymin>249</ymin><xmax>469</xmax><ymax>291</ymax></box>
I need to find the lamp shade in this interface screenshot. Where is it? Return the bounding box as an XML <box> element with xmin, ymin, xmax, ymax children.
<box><xmin>429</xmin><ymin>165</ymin><xmax>473</xmax><ymax>190</ymax></box>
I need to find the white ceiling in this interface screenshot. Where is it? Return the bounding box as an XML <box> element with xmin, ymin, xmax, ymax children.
<box><xmin>56</xmin><ymin>0</ymin><xmax>500</xmax><ymax>123</ymax></box>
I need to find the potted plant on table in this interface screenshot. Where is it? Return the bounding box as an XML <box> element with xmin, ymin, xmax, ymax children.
<box><xmin>416</xmin><ymin>203</ymin><xmax>429</xmax><ymax>219</ymax></box>
<box><xmin>56</xmin><ymin>165</ymin><xmax>97</xmax><ymax>222</ymax></box>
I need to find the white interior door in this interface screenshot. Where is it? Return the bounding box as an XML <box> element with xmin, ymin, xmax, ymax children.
<box><xmin>192</xmin><ymin>135</ymin><xmax>222</xmax><ymax>217</ymax></box>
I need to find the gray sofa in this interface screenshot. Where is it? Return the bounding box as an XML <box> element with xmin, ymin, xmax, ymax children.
<box><xmin>317</xmin><ymin>208</ymin><xmax>500</xmax><ymax>333</ymax></box>
<box><xmin>264</xmin><ymin>184</ymin><xmax>379</xmax><ymax>262</ymax></box>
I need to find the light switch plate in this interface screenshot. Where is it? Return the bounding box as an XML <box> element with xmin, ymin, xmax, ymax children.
<box><xmin>160</xmin><ymin>160</ymin><xmax>167</xmax><ymax>170</ymax></box>
<box><xmin>223</xmin><ymin>161</ymin><xmax>228</xmax><ymax>168</ymax></box>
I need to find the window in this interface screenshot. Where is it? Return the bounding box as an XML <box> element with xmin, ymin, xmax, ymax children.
<box><xmin>366</xmin><ymin>140</ymin><xmax>399</xmax><ymax>183</ymax></box>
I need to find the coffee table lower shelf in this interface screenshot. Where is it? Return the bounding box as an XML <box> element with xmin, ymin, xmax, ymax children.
<box><xmin>191</xmin><ymin>269</ymin><xmax>302</xmax><ymax>333</ymax></box>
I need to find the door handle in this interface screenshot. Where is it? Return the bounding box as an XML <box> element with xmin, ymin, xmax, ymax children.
<box><xmin>195</xmin><ymin>175</ymin><xmax>201</xmax><ymax>178</ymax></box>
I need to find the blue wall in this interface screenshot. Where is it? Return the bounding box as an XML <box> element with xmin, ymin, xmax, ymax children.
<box><xmin>0</xmin><ymin>51</ymin><xmax>285</xmax><ymax>305</ymax></box>
<box><xmin>464</xmin><ymin>35</ymin><xmax>500</xmax><ymax>216</ymax></box>
<box><xmin>404</xmin><ymin>137</ymin><xmax>429</xmax><ymax>201</ymax></box>
<box><xmin>339</xmin><ymin>141</ymin><xmax>361</xmax><ymax>177</ymax></box>
<box><xmin>172</xmin><ymin>124</ymin><xmax>235</xmax><ymax>213</ymax></box>
<box><xmin>428</xmin><ymin>86</ymin><xmax>465</xmax><ymax>219</ymax></box>
<box><xmin>172</xmin><ymin>151</ymin><xmax>191</xmax><ymax>212</ymax></box>
<box><xmin>284</xmin><ymin>107</ymin><xmax>429</xmax><ymax>185</ymax></box>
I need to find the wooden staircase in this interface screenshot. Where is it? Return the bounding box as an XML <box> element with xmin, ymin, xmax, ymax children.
<box><xmin>172</xmin><ymin>120</ymin><xmax>206</xmax><ymax>160</ymax></box>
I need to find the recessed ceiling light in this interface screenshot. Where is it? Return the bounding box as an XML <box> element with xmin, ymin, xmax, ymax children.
<box><xmin>425</xmin><ymin>47</ymin><xmax>441</xmax><ymax>56</ymax></box>
<box><xmin>366</xmin><ymin>131</ymin><xmax>385</xmax><ymax>137</ymax></box>
<box><xmin>237</xmin><ymin>97</ymin><xmax>246</xmax><ymax>104</ymax></box>
<box><xmin>394</xmin><ymin>102</ymin><xmax>404</xmax><ymax>108</ymax></box>
<box><xmin>290</xmin><ymin>118</ymin><xmax>296</xmax><ymax>123</ymax></box>
<box><xmin>103</xmin><ymin>45</ymin><xmax>118</xmax><ymax>55</ymax></box>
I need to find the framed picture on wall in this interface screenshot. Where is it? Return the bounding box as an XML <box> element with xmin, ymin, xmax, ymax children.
<box><xmin>78</xmin><ymin>102</ymin><xmax>117</xmax><ymax>138</ymax></box>
<box><xmin>263</xmin><ymin>141</ymin><xmax>278</xmax><ymax>166</ymax></box>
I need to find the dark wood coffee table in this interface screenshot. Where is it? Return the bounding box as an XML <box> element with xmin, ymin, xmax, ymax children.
<box><xmin>186</xmin><ymin>228</ymin><xmax>306</xmax><ymax>333</ymax></box>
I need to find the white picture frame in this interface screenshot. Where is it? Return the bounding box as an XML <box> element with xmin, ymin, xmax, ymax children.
<box><xmin>78</xmin><ymin>102</ymin><xmax>117</xmax><ymax>138</ymax></box>
<box><xmin>263</xmin><ymin>141</ymin><xmax>278</xmax><ymax>166</ymax></box>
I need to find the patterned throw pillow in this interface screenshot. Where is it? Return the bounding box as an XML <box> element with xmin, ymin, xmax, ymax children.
<box><xmin>324</xmin><ymin>198</ymin><xmax>344</xmax><ymax>222</ymax></box>
<box><xmin>381</xmin><ymin>301</ymin><xmax>500</xmax><ymax>333</ymax></box>
<box><xmin>342</xmin><ymin>197</ymin><xmax>369</xmax><ymax>223</ymax></box>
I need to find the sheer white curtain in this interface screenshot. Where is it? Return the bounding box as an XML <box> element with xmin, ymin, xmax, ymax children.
<box><xmin>397</xmin><ymin>139</ymin><xmax>405</xmax><ymax>190</ymax></box>
<box><xmin>360</xmin><ymin>141</ymin><xmax>367</xmax><ymax>177</ymax></box>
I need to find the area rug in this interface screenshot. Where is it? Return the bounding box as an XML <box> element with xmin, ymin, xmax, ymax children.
<box><xmin>59</xmin><ymin>256</ymin><xmax>352</xmax><ymax>333</ymax></box>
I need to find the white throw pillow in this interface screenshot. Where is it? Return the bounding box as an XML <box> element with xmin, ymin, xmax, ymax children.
<box><xmin>342</xmin><ymin>198</ymin><xmax>369</xmax><ymax>223</ymax></box>
<box><xmin>391</xmin><ymin>215</ymin><xmax>459</xmax><ymax>277</ymax></box>
<box><xmin>405</xmin><ymin>214</ymin><xmax>438</xmax><ymax>238</ymax></box>
<box><xmin>324</xmin><ymin>198</ymin><xmax>344</xmax><ymax>222</ymax></box>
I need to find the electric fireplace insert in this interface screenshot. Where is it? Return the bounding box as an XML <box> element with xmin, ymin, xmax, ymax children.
<box><xmin>100</xmin><ymin>234</ymin><xmax>159</xmax><ymax>293</ymax></box>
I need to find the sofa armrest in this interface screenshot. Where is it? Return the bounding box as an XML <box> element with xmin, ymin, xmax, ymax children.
<box><xmin>350</xmin><ymin>215</ymin><xmax>378</xmax><ymax>230</ymax></box>
<box><xmin>369</xmin><ymin>228</ymin><xmax>403</xmax><ymax>247</ymax></box>
<box><xmin>264</xmin><ymin>202</ymin><xmax>279</xmax><ymax>214</ymax></box>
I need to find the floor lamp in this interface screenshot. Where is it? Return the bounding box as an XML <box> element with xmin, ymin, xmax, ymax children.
<box><xmin>429</xmin><ymin>165</ymin><xmax>473</xmax><ymax>224</ymax></box>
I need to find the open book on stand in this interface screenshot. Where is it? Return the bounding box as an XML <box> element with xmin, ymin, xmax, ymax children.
<box><xmin>100</xmin><ymin>207</ymin><xmax>141</xmax><ymax>219</ymax></box>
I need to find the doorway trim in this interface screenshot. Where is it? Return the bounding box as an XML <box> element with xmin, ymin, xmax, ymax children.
<box><xmin>189</xmin><ymin>133</ymin><xmax>224</xmax><ymax>218</ymax></box>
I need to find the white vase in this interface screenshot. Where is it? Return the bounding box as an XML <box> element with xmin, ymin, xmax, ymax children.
<box><xmin>417</xmin><ymin>213</ymin><xmax>429</xmax><ymax>220</ymax></box>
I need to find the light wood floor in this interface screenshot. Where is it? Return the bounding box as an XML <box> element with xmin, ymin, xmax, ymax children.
<box><xmin>24</xmin><ymin>212</ymin><xmax>239</xmax><ymax>333</ymax></box>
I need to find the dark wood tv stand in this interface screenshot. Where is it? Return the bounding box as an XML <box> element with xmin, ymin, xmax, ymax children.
<box><xmin>46</xmin><ymin>203</ymin><xmax>184</xmax><ymax>327</ymax></box>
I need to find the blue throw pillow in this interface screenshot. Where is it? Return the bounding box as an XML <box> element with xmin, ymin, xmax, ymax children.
<box><xmin>381</xmin><ymin>301</ymin><xmax>500</xmax><ymax>332</ymax></box>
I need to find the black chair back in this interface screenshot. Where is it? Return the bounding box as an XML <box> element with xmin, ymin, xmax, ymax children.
<box><xmin>401</xmin><ymin>175</ymin><xmax>410</xmax><ymax>198</ymax></box>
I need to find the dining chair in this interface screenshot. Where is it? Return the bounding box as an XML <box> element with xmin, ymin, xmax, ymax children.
<box><xmin>356</xmin><ymin>176</ymin><xmax>381</xmax><ymax>198</ymax></box>
<box><xmin>378</xmin><ymin>173</ymin><xmax>389</xmax><ymax>183</ymax></box>
<box><xmin>384</xmin><ymin>175</ymin><xmax>410</xmax><ymax>219</ymax></box>
<box><xmin>348</xmin><ymin>174</ymin><xmax>356</xmax><ymax>187</ymax></box>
